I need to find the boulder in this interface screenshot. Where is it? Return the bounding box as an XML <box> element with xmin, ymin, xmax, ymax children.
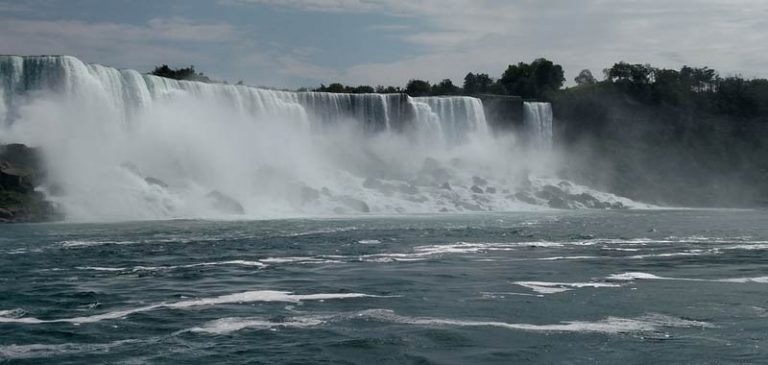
<box><xmin>548</xmin><ymin>197</ymin><xmax>571</xmax><ymax>209</ymax></box>
<box><xmin>471</xmin><ymin>185</ymin><xmax>484</xmax><ymax>194</ymax></box>
<box><xmin>513</xmin><ymin>192</ymin><xmax>538</xmax><ymax>205</ymax></box>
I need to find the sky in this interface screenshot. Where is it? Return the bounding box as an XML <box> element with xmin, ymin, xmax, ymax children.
<box><xmin>1</xmin><ymin>0</ymin><xmax>766</xmax><ymax>89</ymax></box>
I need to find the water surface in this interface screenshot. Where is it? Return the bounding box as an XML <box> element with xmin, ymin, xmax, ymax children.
<box><xmin>1</xmin><ymin>210</ymin><xmax>767</xmax><ymax>364</ymax></box>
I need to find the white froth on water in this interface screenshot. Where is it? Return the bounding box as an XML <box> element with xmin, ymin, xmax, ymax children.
<box><xmin>186</xmin><ymin>309</ymin><xmax>713</xmax><ymax>336</ymax></box>
<box><xmin>0</xmin><ymin>290</ymin><xmax>380</xmax><ymax>325</ymax></box>
<box><xmin>607</xmin><ymin>272</ymin><xmax>768</xmax><ymax>284</ymax></box>
<box><xmin>189</xmin><ymin>316</ymin><xmax>328</xmax><ymax>335</ymax></box>
<box><xmin>512</xmin><ymin>281</ymin><xmax>622</xmax><ymax>294</ymax></box>
<box><xmin>75</xmin><ymin>260</ymin><xmax>267</xmax><ymax>272</ymax></box>
<box><xmin>356</xmin><ymin>310</ymin><xmax>712</xmax><ymax>334</ymax></box>
<box><xmin>0</xmin><ymin>339</ymin><xmax>143</xmax><ymax>360</ymax></box>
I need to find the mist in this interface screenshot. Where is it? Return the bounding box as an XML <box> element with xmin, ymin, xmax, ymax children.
<box><xmin>0</xmin><ymin>55</ymin><xmax>640</xmax><ymax>222</ymax></box>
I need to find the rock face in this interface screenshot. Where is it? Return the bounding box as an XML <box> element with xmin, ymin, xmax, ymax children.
<box><xmin>0</xmin><ymin>144</ymin><xmax>61</xmax><ymax>223</ymax></box>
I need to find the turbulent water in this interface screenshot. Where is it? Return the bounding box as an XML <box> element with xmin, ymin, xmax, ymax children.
<box><xmin>0</xmin><ymin>55</ymin><xmax>635</xmax><ymax>222</ymax></box>
<box><xmin>1</xmin><ymin>210</ymin><xmax>767</xmax><ymax>363</ymax></box>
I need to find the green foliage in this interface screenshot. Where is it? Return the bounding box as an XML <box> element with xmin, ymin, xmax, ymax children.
<box><xmin>463</xmin><ymin>73</ymin><xmax>495</xmax><ymax>94</ymax></box>
<box><xmin>432</xmin><ymin>79</ymin><xmax>460</xmax><ymax>95</ymax></box>
<box><xmin>313</xmin><ymin>83</ymin><xmax>376</xmax><ymax>93</ymax></box>
<box><xmin>150</xmin><ymin>65</ymin><xmax>213</xmax><ymax>83</ymax></box>
<box><xmin>554</xmin><ymin>63</ymin><xmax>768</xmax><ymax>206</ymax></box>
<box><xmin>500</xmin><ymin>58</ymin><xmax>564</xmax><ymax>100</ymax></box>
<box><xmin>405</xmin><ymin>79</ymin><xmax>432</xmax><ymax>97</ymax></box>
<box><xmin>574</xmin><ymin>69</ymin><xmax>597</xmax><ymax>86</ymax></box>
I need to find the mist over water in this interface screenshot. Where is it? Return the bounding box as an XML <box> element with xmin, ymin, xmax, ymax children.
<box><xmin>0</xmin><ymin>56</ymin><xmax>634</xmax><ymax>222</ymax></box>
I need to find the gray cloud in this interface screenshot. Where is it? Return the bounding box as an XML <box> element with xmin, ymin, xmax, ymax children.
<box><xmin>226</xmin><ymin>0</ymin><xmax>768</xmax><ymax>86</ymax></box>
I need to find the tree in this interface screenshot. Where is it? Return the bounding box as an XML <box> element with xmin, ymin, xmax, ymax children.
<box><xmin>432</xmin><ymin>79</ymin><xmax>460</xmax><ymax>95</ymax></box>
<box><xmin>500</xmin><ymin>58</ymin><xmax>564</xmax><ymax>99</ymax></box>
<box><xmin>405</xmin><ymin>79</ymin><xmax>432</xmax><ymax>97</ymax></box>
<box><xmin>150</xmin><ymin>64</ymin><xmax>212</xmax><ymax>83</ymax></box>
<box><xmin>352</xmin><ymin>85</ymin><xmax>375</xmax><ymax>93</ymax></box>
<box><xmin>574</xmin><ymin>69</ymin><xmax>597</xmax><ymax>86</ymax></box>
<box><xmin>464</xmin><ymin>73</ymin><xmax>494</xmax><ymax>94</ymax></box>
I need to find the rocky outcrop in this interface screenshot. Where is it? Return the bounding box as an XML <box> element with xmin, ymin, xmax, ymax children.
<box><xmin>0</xmin><ymin>144</ymin><xmax>61</xmax><ymax>223</ymax></box>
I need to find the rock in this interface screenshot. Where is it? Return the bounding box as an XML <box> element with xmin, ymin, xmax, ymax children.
<box><xmin>611</xmin><ymin>202</ymin><xmax>627</xmax><ymax>209</ymax></box>
<box><xmin>548</xmin><ymin>197</ymin><xmax>571</xmax><ymax>209</ymax></box>
<box><xmin>472</xmin><ymin>176</ymin><xmax>488</xmax><ymax>186</ymax></box>
<box><xmin>536</xmin><ymin>185</ymin><xmax>566</xmax><ymax>200</ymax></box>
<box><xmin>471</xmin><ymin>185</ymin><xmax>484</xmax><ymax>194</ymax></box>
<box><xmin>206</xmin><ymin>190</ymin><xmax>245</xmax><ymax>215</ymax></box>
<box><xmin>485</xmin><ymin>187</ymin><xmax>497</xmax><ymax>194</ymax></box>
<box><xmin>572</xmin><ymin>193</ymin><xmax>608</xmax><ymax>209</ymax></box>
<box><xmin>145</xmin><ymin>177</ymin><xmax>168</xmax><ymax>189</ymax></box>
<box><xmin>514</xmin><ymin>192</ymin><xmax>538</xmax><ymax>205</ymax></box>
<box><xmin>0</xmin><ymin>143</ymin><xmax>60</xmax><ymax>223</ymax></box>
<box><xmin>558</xmin><ymin>181</ymin><xmax>573</xmax><ymax>189</ymax></box>
<box><xmin>440</xmin><ymin>182</ymin><xmax>452</xmax><ymax>190</ymax></box>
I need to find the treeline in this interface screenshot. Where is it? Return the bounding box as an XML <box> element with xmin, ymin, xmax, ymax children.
<box><xmin>311</xmin><ymin>58</ymin><xmax>565</xmax><ymax>99</ymax></box>
<box><xmin>150</xmin><ymin>65</ymin><xmax>215</xmax><ymax>83</ymax></box>
<box><xmin>555</xmin><ymin>62</ymin><xmax>768</xmax><ymax>206</ymax></box>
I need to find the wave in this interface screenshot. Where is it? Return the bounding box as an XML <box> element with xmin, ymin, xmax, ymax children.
<box><xmin>189</xmin><ymin>309</ymin><xmax>713</xmax><ymax>335</ymax></box>
<box><xmin>607</xmin><ymin>272</ymin><xmax>768</xmax><ymax>283</ymax></box>
<box><xmin>512</xmin><ymin>281</ymin><xmax>622</xmax><ymax>294</ymax></box>
<box><xmin>0</xmin><ymin>290</ymin><xmax>382</xmax><ymax>325</ymax></box>
<box><xmin>75</xmin><ymin>260</ymin><xmax>267</xmax><ymax>272</ymax></box>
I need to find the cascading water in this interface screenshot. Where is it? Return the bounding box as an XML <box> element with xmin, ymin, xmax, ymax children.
<box><xmin>0</xmin><ymin>55</ymin><xmax>639</xmax><ymax>221</ymax></box>
<box><xmin>523</xmin><ymin>102</ymin><xmax>553</xmax><ymax>150</ymax></box>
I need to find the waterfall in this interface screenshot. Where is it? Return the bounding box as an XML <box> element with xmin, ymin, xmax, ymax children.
<box><xmin>523</xmin><ymin>102</ymin><xmax>553</xmax><ymax>149</ymax></box>
<box><xmin>413</xmin><ymin>96</ymin><xmax>490</xmax><ymax>145</ymax></box>
<box><xmin>0</xmin><ymin>55</ymin><xmax>594</xmax><ymax>221</ymax></box>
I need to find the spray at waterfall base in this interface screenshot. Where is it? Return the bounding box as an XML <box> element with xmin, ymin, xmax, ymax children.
<box><xmin>0</xmin><ymin>56</ymin><xmax>642</xmax><ymax>221</ymax></box>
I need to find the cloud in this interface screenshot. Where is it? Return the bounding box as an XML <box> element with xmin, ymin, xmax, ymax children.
<box><xmin>0</xmin><ymin>17</ymin><xmax>237</xmax><ymax>70</ymax></box>
<box><xmin>224</xmin><ymin>0</ymin><xmax>768</xmax><ymax>87</ymax></box>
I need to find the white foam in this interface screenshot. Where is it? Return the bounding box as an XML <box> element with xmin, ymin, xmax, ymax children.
<box><xmin>607</xmin><ymin>272</ymin><xmax>768</xmax><ymax>284</ymax></box>
<box><xmin>0</xmin><ymin>291</ymin><xmax>379</xmax><ymax>325</ymax></box>
<box><xmin>0</xmin><ymin>340</ymin><xmax>140</xmax><ymax>360</ymax></box>
<box><xmin>536</xmin><ymin>256</ymin><xmax>600</xmax><ymax>261</ymax></box>
<box><xmin>717</xmin><ymin>277</ymin><xmax>768</xmax><ymax>283</ymax></box>
<box><xmin>606</xmin><ymin>272</ymin><xmax>667</xmax><ymax>281</ymax></box>
<box><xmin>512</xmin><ymin>281</ymin><xmax>621</xmax><ymax>294</ymax></box>
<box><xmin>259</xmin><ymin>257</ymin><xmax>342</xmax><ymax>264</ymax></box>
<box><xmin>355</xmin><ymin>309</ymin><xmax>713</xmax><ymax>334</ymax></box>
<box><xmin>626</xmin><ymin>250</ymin><xmax>716</xmax><ymax>259</ymax></box>
<box><xmin>190</xmin><ymin>316</ymin><xmax>327</xmax><ymax>335</ymax></box>
<box><xmin>357</xmin><ymin>239</ymin><xmax>382</xmax><ymax>244</ymax></box>
<box><xmin>184</xmin><ymin>309</ymin><xmax>714</xmax><ymax>336</ymax></box>
<box><xmin>75</xmin><ymin>260</ymin><xmax>267</xmax><ymax>272</ymax></box>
